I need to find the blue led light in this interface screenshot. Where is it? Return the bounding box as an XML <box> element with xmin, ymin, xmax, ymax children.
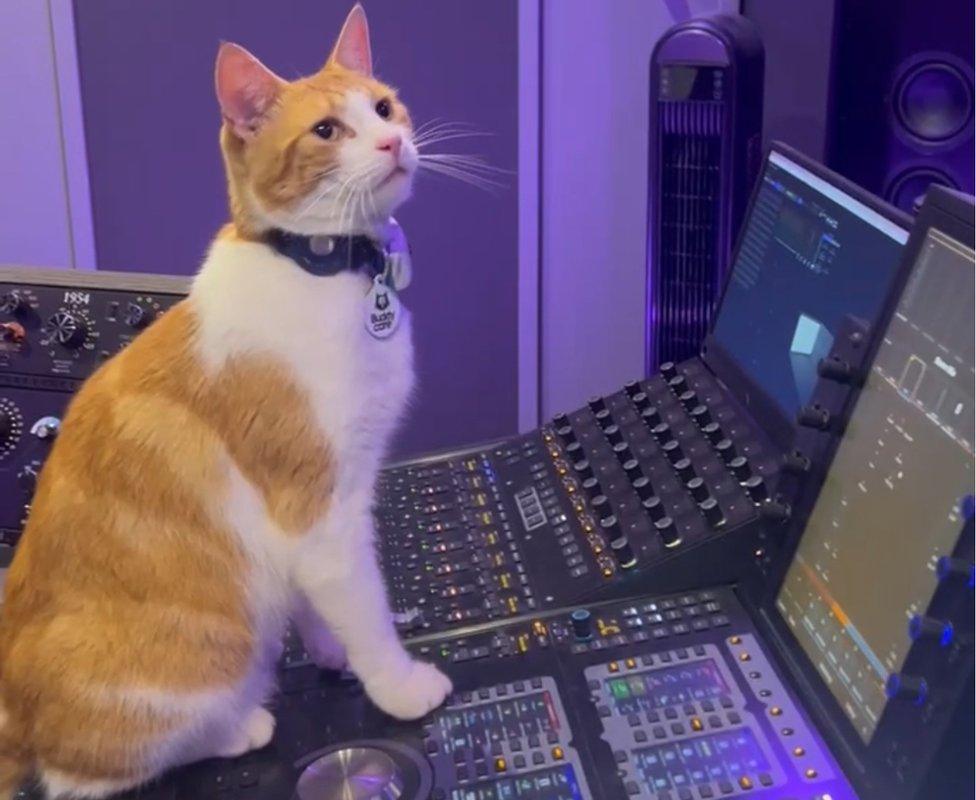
<box><xmin>884</xmin><ymin>673</ymin><xmax>901</xmax><ymax>699</ymax></box>
<box><xmin>941</xmin><ymin>622</ymin><xmax>954</xmax><ymax>648</ymax></box>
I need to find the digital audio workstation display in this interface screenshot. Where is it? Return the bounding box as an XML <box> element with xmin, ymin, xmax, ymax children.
<box><xmin>777</xmin><ymin>228</ymin><xmax>975</xmax><ymax>742</ymax></box>
<box><xmin>712</xmin><ymin>150</ymin><xmax>909</xmax><ymax>419</ymax></box>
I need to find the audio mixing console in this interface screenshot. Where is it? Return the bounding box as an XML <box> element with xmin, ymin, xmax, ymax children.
<box><xmin>377</xmin><ymin>360</ymin><xmax>782</xmax><ymax>637</ymax></box>
<box><xmin>55</xmin><ymin>587</ymin><xmax>855</xmax><ymax>800</ymax></box>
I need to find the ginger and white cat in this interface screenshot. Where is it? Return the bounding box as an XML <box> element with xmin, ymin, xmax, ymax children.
<box><xmin>0</xmin><ymin>5</ymin><xmax>451</xmax><ymax>798</ymax></box>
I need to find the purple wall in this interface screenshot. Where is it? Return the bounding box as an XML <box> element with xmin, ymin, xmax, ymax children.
<box><xmin>73</xmin><ymin>0</ymin><xmax>519</xmax><ymax>458</ymax></box>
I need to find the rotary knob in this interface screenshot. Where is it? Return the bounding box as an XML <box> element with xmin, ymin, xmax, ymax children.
<box><xmin>571</xmin><ymin>608</ymin><xmax>593</xmax><ymax>640</ymax></box>
<box><xmin>885</xmin><ymin>674</ymin><xmax>928</xmax><ymax>705</ymax></box>
<box><xmin>908</xmin><ymin>615</ymin><xmax>954</xmax><ymax>646</ymax></box>
<box><xmin>715</xmin><ymin>438</ymin><xmax>737</xmax><ymax>463</ymax></box>
<box><xmin>564</xmin><ymin>441</ymin><xmax>583</xmax><ymax>463</ymax></box>
<box><xmin>655</xmin><ymin>516</ymin><xmax>682</xmax><ymax>548</ymax></box>
<box><xmin>687</xmin><ymin>476</ymin><xmax>709</xmax><ymax>502</ymax></box>
<box><xmin>624</xmin><ymin>379</ymin><xmax>642</xmax><ymax>397</ymax></box>
<box><xmin>662</xmin><ymin>440</ymin><xmax>684</xmax><ymax>464</ymax></box>
<box><xmin>123</xmin><ymin>302</ymin><xmax>151</xmax><ymax>329</ymax></box>
<box><xmin>674</xmin><ymin>457</ymin><xmax>695</xmax><ymax>482</ymax></box>
<box><xmin>729</xmin><ymin>456</ymin><xmax>752</xmax><ymax>481</ymax></box>
<box><xmin>690</xmin><ymin>404</ymin><xmax>711</xmax><ymax>426</ymax></box>
<box><xmin>0</xmin><ymin>408</ymin><xmax>11</xmax><ymax>444</ymax></box>
<box><xmin>46</xmin><ymin>310</ymin><xmax>88</xmax><ymax>348</ymax></box>
<box><xmin>660</xmin><ymin>361</ymin><xmax>678</xmax><ymax>380</ymax></box>
<box><xmin>700</xmin><ymin>497</ymin><xmax>725</xmax><ymax>527</ymax></box>
<box><xmin>591</xmin><ymin>494</ymin><xmax>614</xmax><ymax>523</ymax></box>
<box><xmin>594</xmin><ymin>408</ymin><xmax>613</xmax><ymax>429</ymax></box>
<box><xmin>552</xmin><ymin>412</ymin><xmax>570</xmax><ymax>428</ymax></box>
<box><xmin>641</xmin><ymin>406</ymin><xmax>662</xmax><ymax>428</ymax></box>
<box><xmin>606</xmin><ymin>523</ymin><xmax>636</xmax><ymax>569</ymax></box>
<box><xmin>0</xmin><ymin>291</ymin><xmax>23</xmax><ymax>315</ymax></box>
<box><xmin>612</xmin><ymin>442</ymin><xmax>632</xmax><ymax>463</ymax></box>
<box><xmin>679</xmin><ymin>389</ymin><xmax>698</xmax><ymax>410</ymax></box>
<box><xmin>632</xmin><ymin>392</ymin><xmax>651</xmax><ymax>411</ymax></box>
<box><xmin>582</xmin><ymin>477</ymin><xmax>602</xmax><ymax>498</ymax></box>
<box><xmin>702</xmin><ymin>422</ymin><xmax>723</xmax><ymax>444</ymax></box>
<box><xmin>668</xmin><ymin>375</ymin><xmax>687</xmax><ymax>393</ymax></box>
<box><xmin>573</xmin><ymin>459</ymin><xmax>594</xmax><ymax>481</ymax></box>
<box><xmin>588</xmin><ymin>396</ymin><xmax>607</xmax><ymax>414</ymax></box>
<box><xmin>633</xmin><ymin>476</ymin><xmax>655</xmax><ymax>501</ymax></box>
<box><xmin>622</xmin><ymin>459</ymin><xmax>643</xmax><ymax>482</ymax></box>
<box><xmin>556</xmin><ymin>424</ymin><xmax>576</xmax><ymax>445</ymax></box>
<box><xmin>604</xmin><ymin>424</ymin><xmax>624</xmax><ymax>445</ymax></box>
<box><xmin>744</xmin><ymin>475</ymin><xmax>768</xmax><ymax>502</ymax></box>
<box><xmin>643</xmin><ymin>495</ymin><xmax>666</xmax><ymax>521</ymax></box>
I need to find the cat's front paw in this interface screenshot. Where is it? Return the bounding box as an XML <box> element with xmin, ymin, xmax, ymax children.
<box><xmin>365</xmin><ymin>660</ymin><xmax>453</xmax><ymax>720</ymax></box>
<box><xmin>306</xmin><ymin>636</ymin><xmax>348</xmax><ymax>672</ymax></box>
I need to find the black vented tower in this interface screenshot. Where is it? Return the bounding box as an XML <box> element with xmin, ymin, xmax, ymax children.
<box><xmin>646</xmin><ymin>15</ymin><xmax>764</xmax><ymax>372</ymax></box>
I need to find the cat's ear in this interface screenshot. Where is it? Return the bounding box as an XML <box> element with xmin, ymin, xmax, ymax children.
<box><xmin>215</xmin><ymin>42</ymin><xmax>283</xmax><ymax>139</ymax></box>
<box><xmin>328</xmin><ymin>4</ymin><xmax>373</xmax><ymax>76</ymax></box>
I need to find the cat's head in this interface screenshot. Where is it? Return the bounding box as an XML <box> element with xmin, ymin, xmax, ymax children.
<box><xmin>215</xmin><ymin>4</ymin><xmax>416</xmax><ymax>237</ymax></box>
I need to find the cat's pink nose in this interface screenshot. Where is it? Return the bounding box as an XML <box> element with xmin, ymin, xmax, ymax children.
<box><xmin>377</xmin><ymin>136</ymin><xmax>402</xmax><ymax>161</ymax></box>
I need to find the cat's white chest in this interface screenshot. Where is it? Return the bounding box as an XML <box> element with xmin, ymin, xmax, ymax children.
<box><xmin>192</xmin><ymin>239</ymin><xmax>415</xmax><ymax>481</ymax></box>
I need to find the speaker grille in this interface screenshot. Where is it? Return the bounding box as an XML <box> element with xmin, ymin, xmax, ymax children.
<box><xmin>894</xmin><ymin>59</ymin><xmax>974</xmax><ymax>144</ymax></box>
<box><xmin>655</xmin><ymin>101</ymin><xmax>724</xmax><ymax>366</ymax></box>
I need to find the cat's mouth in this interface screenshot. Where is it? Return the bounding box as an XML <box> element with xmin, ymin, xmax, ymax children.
<box><xmin>377</xmin><ymin>165</ymin><xmax>409</xmax><ymax>188</ymax></box>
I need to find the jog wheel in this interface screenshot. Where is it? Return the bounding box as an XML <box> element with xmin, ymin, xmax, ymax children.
<box><xmin>295</xmin><ymin>741</ymin><xmax>431</xmax><ymax>800</ymax></box>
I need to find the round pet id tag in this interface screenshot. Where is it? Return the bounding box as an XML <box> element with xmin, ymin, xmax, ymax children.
<box><xmin>364</xmin><ymin>274</ymin><xmax>401</xmax><ymax>339</ymax></box>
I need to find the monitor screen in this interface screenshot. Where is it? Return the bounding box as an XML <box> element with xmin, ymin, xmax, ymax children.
<box><xmin>776</xmin><ymin>228</ymin><xmax>975</xmax><ymax>743</ymax></box>
<box><xmin>711</xmin><ymin>150</ymin><xmax>909</xmax><ymax>421</ymax></box>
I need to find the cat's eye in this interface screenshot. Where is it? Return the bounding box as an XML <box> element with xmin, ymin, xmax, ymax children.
<box><xmin>375</xmin><ymin>98</ymin><xmax>392</xmax><ymax>119</ymax></box>
<box><xmin>312</xmin><ymin>119</ymin><xmax>337</xmax><ymax>140</ymax></box>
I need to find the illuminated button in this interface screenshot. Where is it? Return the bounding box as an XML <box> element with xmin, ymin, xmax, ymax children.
<box><xmin>804</xmin><ymin>768</ymin><xmax>818</xmax><ymax>779</ymax></box>
<box><xmin>690</xmin><ymin>717</ymin><xmax>703</xmax><ymax>732</ymax></box>
<box><xmin>738</xmin><ymin>652</ymin><xmax>751</xmax><ymax>662</ymax></box>
<box><xmin>494</xmin><ymin>757</ymin><xmax>507</xmax><ymax>772</ymax></box>
<box><xmin>729</xmin><ymin>636</ymin><xmax>742</xmax><ymax>645</ymax></box>
<box><xmin>770</xmin><ymin>706</ymin><xmax>783</xmax><ymax>716</ymax></box>
<box><xmin>793</xmin><ymin>746</ymin><xmax>806</xmax><ymax>757</ymax></box>
<box><xmin>551</xmin><ymin>746</ymin><xmax>564</xmax><ymax>761</ymax></box>
<box><xmin>625</xmin><ymin>658</ymin><xmax>637</xmax><ymax>669</ymax></box>
<box><xmin>608</xmin><ymin>661</ymin><xmax>620</xmax><ymax>673</ymax></box>
<box><xmin>738</xmin><ymin>776</ymin><xmax>753</xmax><ymax>790</ymax></box>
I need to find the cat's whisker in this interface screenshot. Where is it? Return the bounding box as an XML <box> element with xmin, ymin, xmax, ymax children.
<box><xmin>417</xmin><ymin>161</ymin><xmax>505</xmax><ymax>193</ymax></box>
<box><xmin>418</xmin><ymin>154</ymin><xmax>514</xmax><ymax>176</ymax></box>
<box><xmin>412</xmin><ymin>130</ymin><xmax>494</xmax><ymax>149</ymax></box>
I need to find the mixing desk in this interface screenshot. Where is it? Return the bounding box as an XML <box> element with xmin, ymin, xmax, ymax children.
<box><xmin>69</xmin><ymin>587</ymin><xmax>856</xmax><ymax>800</ymax></box>
<box><xmin>377</xmin><ymin>361</ymin><xmax>780</xmax><ymax>637</ymax></box>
